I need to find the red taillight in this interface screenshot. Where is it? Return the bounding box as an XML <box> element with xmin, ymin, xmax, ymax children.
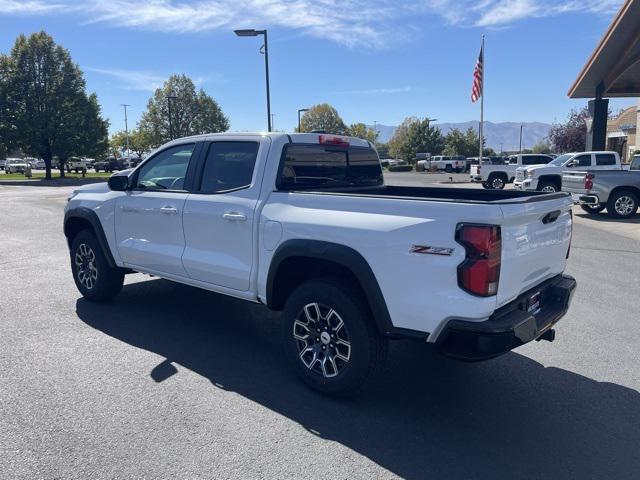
<box><xmin>584</xmin><ymin>173</ymin><xmax>594</xmax><ymax>190</ymax></box>
<box><xmin>456</xmin><ymin>224</ymin><xmax>501</xmax><ymax>297</ymax></box>
<box><xmin>319</xmin><ymin>135</ymin><xmax>349</xmax><ymax>147</ymax></box>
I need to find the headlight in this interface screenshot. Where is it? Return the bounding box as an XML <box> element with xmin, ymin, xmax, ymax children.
<box><xmin>526</xmin><ymin>171</ymin><xmax>534</xmax><ymax>178</ymax></box>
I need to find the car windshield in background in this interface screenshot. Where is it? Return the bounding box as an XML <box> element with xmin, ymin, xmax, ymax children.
<box><xmin>549</xmin><ymin>154</ymin><xmax>573</xmax><ymax>166</ymax></box>
<box><xmin>631</xmin><ymin>156</ymin><xmax>640</xmax><ymax>170</ymax></box>
<box><xmin>279</xmin><ymin>145</ymin><xmax>382</xmax><ymax>190</ymax></box>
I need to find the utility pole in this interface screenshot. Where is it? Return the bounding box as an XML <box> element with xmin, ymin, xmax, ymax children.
<box><xmin>121</xmin><ymin>104</ymin><xmax>130</xmax><ymax>157</ymax></box>
<box><xmin>519</xmin><ymin>123</ymin><xmax>524</xmax><ymax>153</ymax></box>
<box><xmin>166</xmin><ymin>95</ymin><xmax>177</xmax><ymax>140</ymax></box>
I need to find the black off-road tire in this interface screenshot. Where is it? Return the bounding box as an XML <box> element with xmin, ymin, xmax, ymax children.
<box><xmin>70</xmin><ymin>229</ymin><xmax>124</xmax><ymax>302</ymax></box>
<box><xmin>487</xmin><ymin>174</ymin><xmax>506</xmax><ymax>189</ymax></box>
<box><xmin>281</xmin><ymin>277</ymin><xmax>388</xmax><ymax>397</ymax></box>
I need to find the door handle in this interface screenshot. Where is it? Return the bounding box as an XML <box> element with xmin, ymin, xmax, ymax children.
<box><xmin>223</xmin><ymin>212</ymin><xmax>247</xmax><ymax>222</ymax></box>
<box><xmin>159</xmin><ymin>206</ymin><xmax>178</xmax><ymax>215</ymax></box>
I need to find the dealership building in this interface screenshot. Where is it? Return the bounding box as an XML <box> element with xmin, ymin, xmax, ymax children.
<box><xmin>569</xmin><ymin>0</ymin><xmax>639</xmax><ymax>161</ymax></box>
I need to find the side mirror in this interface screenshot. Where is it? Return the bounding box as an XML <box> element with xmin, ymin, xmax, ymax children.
<box><xmin>567</xmin><ymin>160</ymin><xmax>578</xmax><ymax>168</ymax></box>
<box><xmin>108</xmin><ymin>175</ymin><xmax>129</xmax><ymax>191</ymax></box>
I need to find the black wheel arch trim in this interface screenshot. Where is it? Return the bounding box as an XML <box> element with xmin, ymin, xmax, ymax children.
<box><xmin>64</xmin><ymin>207</ymin><xmax>117</xmax><ymax>268</ymax></box>
<box><xmin>266</xmin><ymin>239</ymin><xmax>429</xmax><ymax>340</ymax></box>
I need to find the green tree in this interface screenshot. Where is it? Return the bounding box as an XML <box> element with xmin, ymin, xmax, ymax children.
<box><xmin>110</xmin><ymin>130</ymin><xmax>128</xmax><ymax>157</ymax></box>
<box><xmin>444</xmin><ymin>127</ymin><xmax>481</xmax><ymax>157</ymax></box>
<box><xmin>375</xmin><ymin>142</ymin><xmax>389</xmax><ymax>159</ymax></box>
<box><xmin>400</xmin><ymin>117</ymin><xmax>445</xmax><ymax>163</ymax></box>
<box><xmin>387</xmin><ymin>117</ymin><xmax>416</xmax><ymax>160</ymax></box>
<box><xmin>138</xmin><ymin>74</ymin><xmax>229</xmax><ymax>145</ymax></box>
<box><xmin>298</xmin><ymin>103</ymin><xmax>347</xmax><ymax>134</ymax></box>
<box><xmin>531</xmin><ymin>140</ymin><xmax>552</xmax><ymax>154</ymax></box>
<box><xmin>346</xmin><ymin>122</ymin><xmax>378</xmax><ymax>143</ymax></box>
<box><xmin>0</xmin><ymin>32</ymin><xmax>108</xmax><ymax>178</ymax></box>
<box><xmin>129</xmin><ymin>129</ymin><xmax>155</xmax><ymax>158</ymax></box>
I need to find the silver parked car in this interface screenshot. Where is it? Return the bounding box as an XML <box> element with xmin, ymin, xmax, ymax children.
<box><xmin>4</xmin><ymin>158</ymin><xmax>28</xmax><ymax>174</ymax></box>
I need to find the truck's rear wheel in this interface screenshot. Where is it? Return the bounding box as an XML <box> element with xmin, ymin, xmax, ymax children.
<box><xmin>487</xmin><ymin>174</ymin><xmax>506</xmax><ymax>189</ymax></box>
<box><xmin>607</xmin><ymin>190</ymin><xmax>638</xmax><ymax>219</ymax></box>
<box><xmin>281</xmin><ymin>277</ymin><xmax>387</xmax><ymax>397</ymax></box>
<box><xmin>445</xmin><ymin>165</ymin><xmax>453</xmax><ymax>173</ymax></box>
<box><xmin>70</xmin><ymin>229</ymin><xmax>124</xmax><ymax>301</ymax></box>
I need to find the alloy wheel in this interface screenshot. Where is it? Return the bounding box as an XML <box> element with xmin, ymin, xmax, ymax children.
<box><xmin>491</xmin><ymin>177</ymin><xmax>505</xmax><ymax>189</ymax></box>
<box><xmin>293</xmin><ymin>302</ymin><xmax>351</xmax><ymax>378</ymax></box>
<box><xmin>614</xmin><ymin>196</ymin><xmax>635</xmax><ymax>216</ymax></box>
<box><xmin>75</xmin><ymin>243</ymin><xmax>98</xmax><ymax>290</ymax></box>
<box><xmin>541</xmin><ymin>185</ymin><xmax>557</xmax><ymax>193</ymax></box>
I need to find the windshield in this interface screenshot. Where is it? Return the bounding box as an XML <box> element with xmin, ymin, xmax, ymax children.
<box><xmin>631</xmin><ymin>156</ymin><xmax>640</xmax><ymax>170</ymax></box>
<box><xmin>548</xmin><ymin>154</ymin><xmax>573</xmax><ymax>166</ymax></box>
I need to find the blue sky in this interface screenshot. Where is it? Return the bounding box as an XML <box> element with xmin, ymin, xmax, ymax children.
<box><xmin>0</xmin><ymin>0</ymin><xmax>633</xmax><ymax>136</ymax></box>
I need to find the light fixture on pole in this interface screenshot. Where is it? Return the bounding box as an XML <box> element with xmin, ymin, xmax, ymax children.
<box><xmin>121</xmin><ymin>104</ymin><xmax>130</xmax><ymax>158</ymax></box>
<box><xmin>166</xmin><ymin>95</ymin><xmax>177</xmax><ymax>140</ymax></box>
<box><xmin>298</xmin><ymin>108</ymin><xmax>309</xmax><ymax>132</ymax></box>
<box><xmin>234</xmin><ymin>29</ymin><xmax>272</xmax><ymax>132</ymax></box>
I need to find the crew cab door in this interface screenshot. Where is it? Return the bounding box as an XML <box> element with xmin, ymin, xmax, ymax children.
<box><xmin>181</xmin><ymin>137</ymin><xmax>269</xmax><ymax>291</ymax></box>
<box><xmin>115</xmin><ymin>142</ymin><xmax>199</xmax><ymax>276</ymax></box>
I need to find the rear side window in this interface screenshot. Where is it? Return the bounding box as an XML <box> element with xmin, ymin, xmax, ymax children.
<box><xmin>595</xmin><ymin>153</ymin><xmax>616</xmax><ymax>166</ymax></box>
<box><xmin>199</xmin><ymin>142</ymin><xmax>259</xmax><ymax>193</ymax></box>
<box><xmin>522</xmin><ymin>155</ymin><xmax>551</xmax><ymax>165</ymax></box>
<box><xmin>279</xmin><ymin>145</ymin><xmax>382</xmax><ymax>190</ymax></box>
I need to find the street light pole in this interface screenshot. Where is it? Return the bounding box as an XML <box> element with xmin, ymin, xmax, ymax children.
<box><xmin>298</xmin><ymin>108</ymin><xmax>309</xmax><ymax>132</ymax></box>
<box><xmin>234</xmin><ymin>29</ymin><xmax>272</xmax><ymax>132</ymax></box>
<box><xmin>166</xmin><ymin>95</ymin><xmax>177</xmax><ymax>140</ymax></box>
<box><xmin>121</xmin><ymin>104</ymin><xmax>130</xmax><ymax>157</ymax></box>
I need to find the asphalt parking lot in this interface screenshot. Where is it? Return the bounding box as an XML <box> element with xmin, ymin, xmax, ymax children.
<box><xmin>1</xmin><ymin>176</ymin><xmax>639</xmax><ymax>479</ymax></box>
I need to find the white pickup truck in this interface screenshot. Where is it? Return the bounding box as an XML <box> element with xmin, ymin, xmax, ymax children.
<box><xmin>514</xmin><ymin>151</ymin><xmax>622</xmax><ymax>193</ymax></box>
<box><xmin>470</xmin><ymin>154</ymin><xmax>554</xmax><ymax>189</ymax></box>
<box><xmin>64</xmin><ymin>133</ymin><xmax>576</xmax><ymax>396</ymax></box>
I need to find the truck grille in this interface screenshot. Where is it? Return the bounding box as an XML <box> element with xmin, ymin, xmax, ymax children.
<box><xmin>516</xmin><ymin>170</ymin><xmax>524</xmax><ymax>181</ymax></box>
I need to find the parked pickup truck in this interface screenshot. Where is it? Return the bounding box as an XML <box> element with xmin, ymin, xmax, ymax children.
<box><xmin>64</xmin><ymin>133</ymin><xmax>577</xmax><ymax>396</ymax></box>
<box><xmin>470</xmin><ymin>154</ymin><xmax>554</xmax><ymax>189</ymax></box>
<box><xmin>562</xmin><ymin>155</ymin><xmax>640</xmax><ymax>218</ymax></box>
<box><xmin>515</xmin><ymin>151</ymin><xmax>622</xmax><ymax>193</ymax></box>
<box><xmin>429</xmin><ymin>155</ymin><xmax>466</xmax><ymax>173</ymax></box>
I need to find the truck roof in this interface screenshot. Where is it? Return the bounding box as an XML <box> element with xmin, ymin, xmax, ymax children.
<box><xmin>163</xmin><ymin>132</ymin><xmax>373</xmax><ymax>149</ymax></box>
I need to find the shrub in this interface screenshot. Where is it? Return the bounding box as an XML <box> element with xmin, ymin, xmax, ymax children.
<box><xmin>388</xmin><ymin>164</ymin><xmax>413</xmax><ymax>172</ymax></box>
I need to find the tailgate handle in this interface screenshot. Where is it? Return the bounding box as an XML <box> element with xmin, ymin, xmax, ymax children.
<box><xmin>542</xmin><ymin>210</ymin><xmax>561</xmax><ymax>224</ymax></box>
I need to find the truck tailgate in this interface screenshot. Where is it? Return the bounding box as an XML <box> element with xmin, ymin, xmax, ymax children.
<box><xmin>497</xmin><ymin>195</ymin><xmax>573</xmax><ymax>307</ymax></box>
<box><xmin>470</xmin><ymin>165</ymin><xmax>481</xmax><ymax>176</ymax></box>
<box><xmin>561</xmin><ymin>171</ymin><xmax>588</xmax><ymax>193</ymax></box>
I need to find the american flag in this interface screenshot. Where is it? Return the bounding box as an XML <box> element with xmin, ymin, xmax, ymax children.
<box><xmin>471</xmin><ymin>44</ymin><xmax>483</xmax><ymax>103</ymax></box>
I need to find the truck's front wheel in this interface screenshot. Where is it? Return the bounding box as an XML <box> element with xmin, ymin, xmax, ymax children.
<box><xmin>281</xmin><ymin>278</ymin><xmax>387</xmax><ymax>397</ymax></box>
<box><xmin>70</xmin><ymin>229</ymin><xmax>124</xmax><ymax>301</ymax></box>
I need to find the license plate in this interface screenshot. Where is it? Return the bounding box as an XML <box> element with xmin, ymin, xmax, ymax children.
<box><xmin>526</xmin><ymin>291</ymin><xmax>542</xmax><ymax>314</ymax></box>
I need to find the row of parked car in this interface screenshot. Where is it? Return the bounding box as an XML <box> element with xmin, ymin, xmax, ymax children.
<box><xmin>469</xmin><ymin>151</ymin><xmax>640</xmax><ymax>218</ymax></box>
<box><xmin>0</xmin><ymin>156</ymin><xmax>142</xmax><ymax>174</ymax></box>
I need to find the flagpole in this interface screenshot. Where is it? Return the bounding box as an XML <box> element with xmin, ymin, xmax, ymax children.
<box><xmin>479</xmin><ymin>35</ymin><xmax>484</xmax><ymax>161</ymax></box>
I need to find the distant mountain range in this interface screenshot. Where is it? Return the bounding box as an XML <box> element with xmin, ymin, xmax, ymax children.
<box><xmin>370</xmin><ymin>121</ymin><xmax>552</xmax><ymax>151</ymax></box>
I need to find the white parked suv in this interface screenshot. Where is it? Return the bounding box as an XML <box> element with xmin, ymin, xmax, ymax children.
<box><xmin>470</xmin><ymin>154</ymin><xmax>554</xmax><ymax>189</ymax></box>
<box><xmin>514</xmin><ymin>151</ymin><xmax>622</xmax><ymax>193</ymax></box>
<box><xmin>4</xmin><ymin>158</ymin><xmax>28</xmax><ymax>174</ymax></box>
<box><xmin>64</xmin><ymin>132</ymin><xmax>577</xmax><ymax>396</ymax></box>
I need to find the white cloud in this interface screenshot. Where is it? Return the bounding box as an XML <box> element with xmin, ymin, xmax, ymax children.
<box><xmin>0</xmin><ymin>0</ymin><xmax>625</xmax><ymax>45</ymax></box>
<box><xmin>85</xmin><ymin>67</ymin><xmax>215</xmax><ymax>91</ymax></box>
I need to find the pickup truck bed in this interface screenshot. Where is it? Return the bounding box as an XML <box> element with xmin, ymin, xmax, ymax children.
<box><xmin>298</xmin><ymin>185</ymin><xmax>562</xmax><ymax>203</ymax></box>
<box><xmin>563</xmin><ymin>169</ymin><xmax>640</xmax><ymax>218</ymax></box>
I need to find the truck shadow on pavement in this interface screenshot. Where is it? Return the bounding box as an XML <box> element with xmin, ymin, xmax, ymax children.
<box><xmin>76</xmin><ymin>278</ymin><xmax>640</xmax><ymax>480</ymax></box>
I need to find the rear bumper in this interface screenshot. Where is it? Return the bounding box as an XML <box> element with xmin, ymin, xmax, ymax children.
<box><xmin>570</xmin><ymin>193</ymin><xmax>600</xmax><ymax>205</ymax></box>
<box><xmin>436</xmin><ymin>274</ymin><xmax>577</xmax><ymax>361</ymax></box>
